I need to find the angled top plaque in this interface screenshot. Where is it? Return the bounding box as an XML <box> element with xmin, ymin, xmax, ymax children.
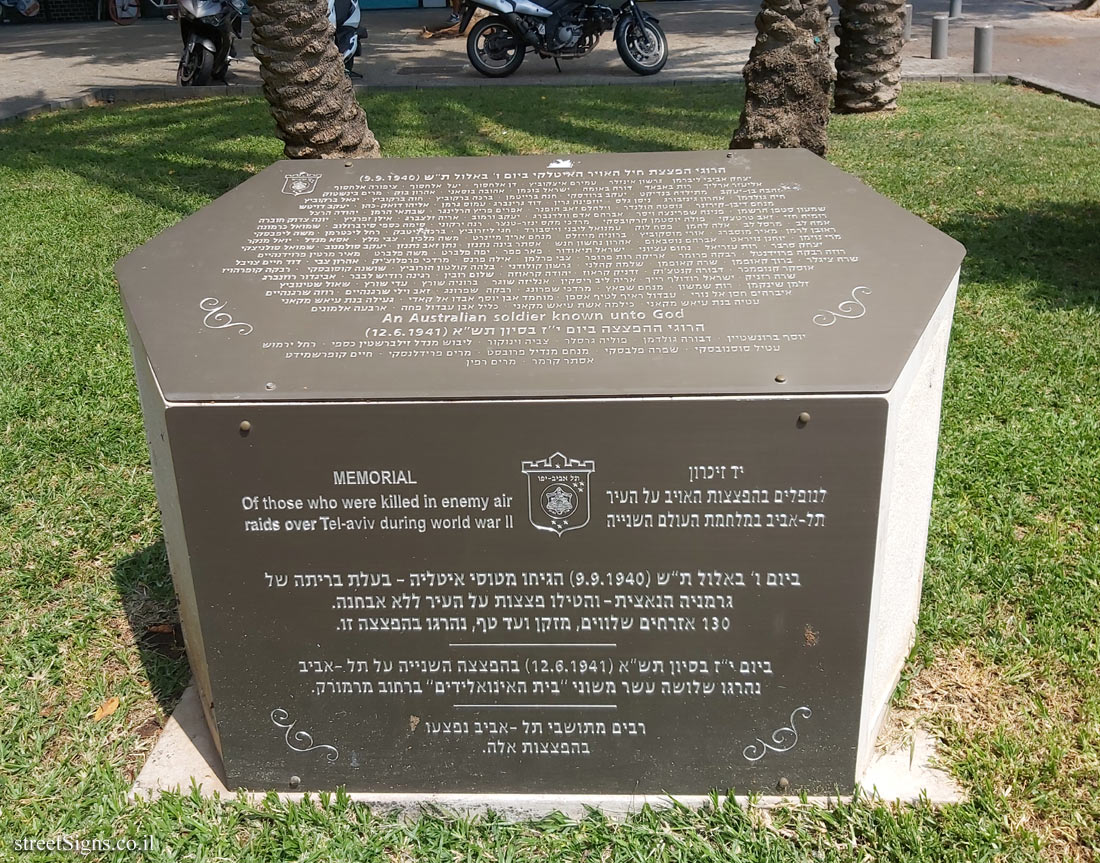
<box><xmin>116</xmin><ymin>149</ymin><xmax>964</xmax><ymax>402</ymax></box>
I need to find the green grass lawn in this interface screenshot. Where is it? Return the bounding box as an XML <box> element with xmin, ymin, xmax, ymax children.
<box><xmin>1</xmin><ymin>83</ymin><xmax>1098</xmax><ymax>862</ymax></box>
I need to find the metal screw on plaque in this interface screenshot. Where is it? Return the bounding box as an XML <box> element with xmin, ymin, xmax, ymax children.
<box><xmin>344</xmin><ymin>161</ymin><xmax>352</xmax><ymax>168</ymax></box>
<box><xmin>973</xmin><ymin>25</ymin><xmax>993</xmax><ymax>73</ymax></box>
<box><xmin>777</xmin><ymin>777</ymin><xmax>790</xmax><ymax>792</ymax></box>
<box><xmin>931</xmin><ymin>14</ymin><xmax>949</xmax><ymax>59</ymax></box>
<box><xmin>239</xmin><ymin>421</ymin><xmax>251</xmax><ymax>436</ymax></box>
<box><xmin>903</xmin><ymin>4</ymin><xmax>913</xmax><ymax>42</ymax></box>
<box><xmin>949</xmin><ymin>0</ymin><xmax>961</xmax><ymax>18</ymax></box>
<box><xmin>265</xmin><ymin>382</ymin><xmax>276</xmax><ymax>391</ymax></box>
<box><xmin>797</xmin><ymin>412</ymin><xmax>812</xmax><ymax>427</ymax></box>
<box><xmin>288</xmin><ymin>775</ymin><xmax>301</xmax><ymax>789</ymax></box>
<box><xmin>775</xmin><ymin>374</ymin><xmax>787</xmax><ymax>383</ymax></box>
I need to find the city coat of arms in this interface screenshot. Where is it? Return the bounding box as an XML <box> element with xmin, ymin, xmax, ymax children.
<box><xmin>521</xmin><ymin>452</ymin><xmax>595</xmax><ymax>536</ymax></box>
<box><xmin>281</xmin><ymin>171</ymin><xmax>322</xmax><ymax>196</ymax></box>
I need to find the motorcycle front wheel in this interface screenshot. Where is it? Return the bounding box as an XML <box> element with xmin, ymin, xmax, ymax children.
<box><xmin>615</xmin><ymin>17</ymin><xmax>667</xmax><ymax>76</ymax></box>
<box><xmin>178</xmin><ymin>43</ymin><xmax>215</xmax><ymax>86</ymax></box>
<box><xmin>467</xmin><ymin>17</ymin><xmax>525</xmax><ymax>78</ymax></box>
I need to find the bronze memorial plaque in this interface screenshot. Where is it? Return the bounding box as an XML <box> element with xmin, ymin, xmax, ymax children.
<box><xmin>168</xmin><ymin>398</ymin><xmax>885</xmax><ymax>792</ymax></box>
<box><xmin>117</xmin><ymin>150</ymin><xmax>965</xmax><ymax>795</ymax></box>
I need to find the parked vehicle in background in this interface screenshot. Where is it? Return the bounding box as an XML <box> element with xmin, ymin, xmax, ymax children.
<box><xmin>176</xmin><ymin>0</ymin><xmax>245</xmax><ymax>86</ymax></box>
<box><xmin>0</xmin><ymin>0</ymin><xmax>41</xmax><ymax>20</ymax></box>
<box><xmin>108</xmin><ymin>0</ymin><xmax>139</xmax><ymax>24</ymax></box>
<box><xmin>459</xmin><ymin>0</ymin><xmax>667</xmax><ymax>78</ymax></box>
<box><xmin>329</xmin><ymin>0</ymin><xmax>364</xmax><ymax>76</ymax></box>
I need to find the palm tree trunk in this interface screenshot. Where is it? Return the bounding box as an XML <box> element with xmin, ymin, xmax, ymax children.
<box><xmin>250</xmin><ymin>0</ymin><xmax>380</xmax><ymax>159</ymax></box>
<box><xmin>834</xmin><ymin>0</ymin><xmax>905</xmax><ymax>113</ymax></box>
<box><xmin>731</xmin><ymin>0</ymin><xmax>834</xmax><ymax>157</ymax></box>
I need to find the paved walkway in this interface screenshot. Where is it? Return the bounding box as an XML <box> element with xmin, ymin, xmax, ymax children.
<box><xmin>1</xmin><ymin>0</ymin><xmax>1097</xmax><ymax>121</ymax></box>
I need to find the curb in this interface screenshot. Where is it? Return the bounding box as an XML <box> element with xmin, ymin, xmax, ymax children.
<box><xmin>1006</xmin><ymin>74</ymin><xmax>1100</xmax><ymax>110</ymax></box>
<box><xmin>1</xmin><ymin>91</ymin><xmax>102</xmax><ymax>123</ymax></box>
<box><xmin>0</xmin><ymin>72</ymin><xmax>1085</xmax><ymax>126</ymax></box>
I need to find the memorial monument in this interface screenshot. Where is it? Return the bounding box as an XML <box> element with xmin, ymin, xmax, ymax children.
<box><xmin>117</xmin><ymin>150</ymin><xmax>964</xmax><ymax>801</ymax></box>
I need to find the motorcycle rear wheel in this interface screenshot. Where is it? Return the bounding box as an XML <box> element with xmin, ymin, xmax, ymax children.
<box><xmin>178</xmin><ymin>43</ymin><xmax>215</xmax><ymax>87</ymax></box>
<box><xmin>615</xmin><ymin>18</ymin><xmax>667</xmax><ymax>76</ymax></box>
<box><xmin>467</xmin><ymin>17</ymin><xmax>525</xmax><ymax>78</ymax></box>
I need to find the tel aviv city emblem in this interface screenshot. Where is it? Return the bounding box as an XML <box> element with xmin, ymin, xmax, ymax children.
<box><xmin>281</xmin><ymin>171</ymin><xmax>322</xmax><ymax>196</ymax></box>
<box><xmin>521</xmin><ymin>452</ymin><xmax>595</xmax><ymax>536</ymax></box>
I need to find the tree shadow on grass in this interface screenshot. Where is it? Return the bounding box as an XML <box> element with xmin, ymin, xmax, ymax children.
<box><xmin>0</xmin><ymin>97</ymin><xmax>285</xmax><ymax>218</ymax></box>
<box><xmin>939</xmin><ymin>201</ymin><xmax>1100</xmax><ymax>311</ymax></box>
<box><xmin>113</xmin><ymin>538</ymin><xmax>191</xmax><ymax>715</ymax></box>
<box><xmin>382</xmin><ymin>84</ymin><xmax>741</xmax><ymax>156</ymax></box>
<box><xmin>0</xmin><ymin>94</ymin><xmax>512</xmax><ymax>215</ymax></box>
<box><xmin>0</xmin><ymin>85</ymin><xmax>740</xmax><ymax>220</ymax></box>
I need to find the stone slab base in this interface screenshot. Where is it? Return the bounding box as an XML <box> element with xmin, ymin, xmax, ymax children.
<box><xmin>130</xmin><ymin>684</ymin><xmax>964</xmax><ymax>815</ymax></box>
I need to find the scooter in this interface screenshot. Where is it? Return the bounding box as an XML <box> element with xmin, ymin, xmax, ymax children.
<box><xmin>330</xmin><ymin>0</ymin><xmax>363</xmax><ymax>77</ymax></box>
<box><xmin>176</xmin><ymin>0</ymin><xmax>246</xmax><ymax>86</ymax></box>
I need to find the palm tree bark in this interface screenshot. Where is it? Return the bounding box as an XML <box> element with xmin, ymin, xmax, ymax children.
<box><xmin>731</xmin><ymin>0</ymin><xmax>834</xmax><ymax>156</ymax></box>
<box><xmin>834</xmin><ymin>0</ymin><xmax>905</xmax><ymax>113</ymax></box>
<box><xmin>250</xmin><ymin>0</ymin><xmax>380</xmax><ymax>159</ymax></box>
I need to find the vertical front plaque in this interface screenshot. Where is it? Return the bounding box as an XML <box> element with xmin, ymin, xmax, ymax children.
<box><xmin>168</xmin><ymin>396</ymin><xmax>886</xmax><ymax>794</ymax></box>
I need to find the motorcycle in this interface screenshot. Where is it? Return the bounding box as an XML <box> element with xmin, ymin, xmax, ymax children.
<box><xmin>176</xmin><ymin>0</ymin><xmax>245</xmax><ymax>87</ymax></box>
<box><xmin>459</xmin><ymin>0</ymin><xmax>667</xmax><ymax>78</ymax></box>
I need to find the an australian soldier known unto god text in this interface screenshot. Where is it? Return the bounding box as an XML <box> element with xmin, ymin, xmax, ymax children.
<box><xmin>117</xmin><ymin>149</ymin><xmax>964</xmax><ymax>798</ymax></box>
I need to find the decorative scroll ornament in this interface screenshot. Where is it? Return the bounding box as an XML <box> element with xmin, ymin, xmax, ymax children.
<box><xmin>271</xmin><ymin>709</ymin><xmax>339</xmax><ymax>762</ymax></box>
<box><xmin>200</xmin><ymin>297</ymin><xmax>253</xmax><ymax>336</ymax></box>
<box><xmin>812</xmin><ymin>286</ymin><xmax>871</xmax><ymax>327</ymax></box>
<box><xmin>742</xmin><ymin>706</ymin><xmax>812</xmax><ymax>762</ymax></box>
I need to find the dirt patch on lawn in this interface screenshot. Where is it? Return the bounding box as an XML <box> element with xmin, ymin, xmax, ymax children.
<box><xmin>894</xmin><ymin>643</ymin><xmax>1096</xmax><ymax>861</ymax></box>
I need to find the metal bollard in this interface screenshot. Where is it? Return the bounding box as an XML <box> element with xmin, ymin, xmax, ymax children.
<box><xmin>973</xmin><ymin>25</ymin><xmax>993</xmax><ymax>73</ymax></box>
<box><xmin>949</xmin><ymin>0</ymin><xmax>962</xmax><ymax>18</ymax></box>
<box><xmin>931</xmin><ymin>14</ymin><xmax>949</xmax><ymax>59</ymax></box>
<box><xmin>903</xmin><ymin>4</ymin><xmax>913</xmax><ymax>42</ymax></box>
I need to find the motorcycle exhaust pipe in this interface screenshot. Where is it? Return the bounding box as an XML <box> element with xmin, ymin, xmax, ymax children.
<box><xmin>502</xmin><ymin>11</ymin><xmax>541</xmax><ymax>46</ymax></box>
<box><xmin>461</xmin><ymin>1</ymin><xmax>540</xmax><ymax>47</ymax></box>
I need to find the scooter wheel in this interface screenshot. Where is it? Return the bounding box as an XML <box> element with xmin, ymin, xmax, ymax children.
<box><xmin>178</xmin><ymin>44</ymin><xmax>215</xmax><ymax>87</ymax></box>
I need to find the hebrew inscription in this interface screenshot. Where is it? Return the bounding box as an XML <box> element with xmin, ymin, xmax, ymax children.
<box><xmin>228</xmin><ymin>163</ymin><xmax>859</xmax><ymax>370</ymax></box>
<box><xmin>247</xmin><ymin>456</ymin><xmax>823</xmax><ymax>732</ymax></box>
<box><xmin>119</xmin><ymin>149</ymin><xmax>968</xmax><ymax>403</ymax></box>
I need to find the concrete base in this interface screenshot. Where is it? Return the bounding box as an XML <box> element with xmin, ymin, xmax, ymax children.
<box><xmin>131</xmin><ymin>684</ymin><xmax>964</xmax><ymax>815</ymax></box>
